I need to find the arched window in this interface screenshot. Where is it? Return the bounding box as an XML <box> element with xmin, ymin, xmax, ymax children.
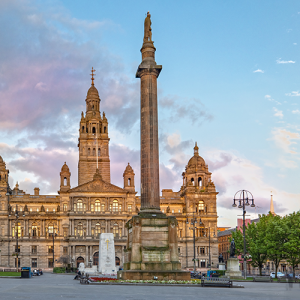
<box><xmin>88</xmin><ymin>148</ymin><xmax>90</xmax><ymax>156</ymax></box>
<box><xmin>95</xmin><ymin>200</ymin><xmax>101</xmax><ymax>212</ymax></box>
<box><xmin>104</xmin><ymin>126</ymin><xmax>106</xmax><ymax>133</ymax></box>
<box><xmin>93</xmin><ymin>252</ymin><xmax>99</xmax><ymax>266</ymax></box>
<box><xmin>112</xmin><ymin>200</ymin><xmax>118</xmax><ymax>212</ymax></box>
<box><xmin>113</xmin><ymin>223</ymin><xmax>119</xmax><ymax>238</ymax></box>
<box><xmin>198</xmin><ymin>200</ymin><xmax>204</xmax><ymax>213</ymax></box>
<box><xmin>92</xmin><ymin>127</ymin><xmax>96</xmax><ymax>133</ymax></box>
<box><xmin>92</xmin><ymin>105</ymin><xmax>94</xmax><ymax>110</ymax></box>
<box><xmin>198</xmin><ymin>177</ymin><xmax>202</xmax><ymax>187</ymax></box>
<box><xmin>128</xmin><ymin>178</ymin><xmax>131</xmax><ymax>186</ymax></box>
<box><xmin>64</xmin><ymin>177</ymin><xmax>67</xmax><ymax>186</ymax></box>
<box><xmin>86</xmin><ymin>127</ymin><xmax>88</xmax><ymax>133</ymax></box>
<box><xmin>77</xmin><ymin>223</ymin><xmax>83</xmax><ymax>237</ymax></box>
<box><xmin>93</xmin><ymin>148</ymin><xmax>96</xmax><ymax>156</ymax></box>
<box><xmin>32</xmin><ymin>223</ymin><xmax>37</xmax><ymax>237</ymax></box>
<box><xmin>82</xmin><ymin>126</ymin><xmax>84</xmax><ymax>133</ymax></box>
<box><xmin>191</xmin><ymin>178</ymin><xmax>195</xmax><ymax>186</ymax></box>
<box><xmin>98</xmin><ymin>148</ymin><xmax>100</xmax><ymax>156</ymax></box>
<box><xmin>95</xmin><ymin>223</ymin><xmax>101</xmax><ymax>237</ymax></box>
<box><xmin>77</xmin><ymin>200</ymin><xmax>83</xmax><ymax>212</ymax></box>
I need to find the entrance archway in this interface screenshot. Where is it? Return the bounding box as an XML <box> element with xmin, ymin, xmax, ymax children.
<box><xmin>93</xmin><ymin>252</ymin><xmax>99</xmax><ymax>266</ymax></box>
<box><xmin>76</xmin><ymin>256</ymin><xmax>84</xmax><ymax>268</ymax></box>
<box><xmin>115</xmin><ymin>256</ymin><xmax>120</xmax><ymax>266</ymax></box>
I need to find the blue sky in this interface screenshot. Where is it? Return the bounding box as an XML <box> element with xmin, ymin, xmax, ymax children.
<box><xmin>0</xmin><ymin>0</ymin><xmax>300</xmax><ymax>227</ymax></box>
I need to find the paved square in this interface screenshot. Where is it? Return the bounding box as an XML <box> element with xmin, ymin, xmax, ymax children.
<box><xmin>0</xmin><ymin>273</ymin><xmax>299</xmax><ymax>300</ymax></box>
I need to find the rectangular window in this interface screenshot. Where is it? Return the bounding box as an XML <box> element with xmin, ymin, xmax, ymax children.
<box><xmin>128</xmin><ymin>204</ymin><xmax>132</xmax><ymax>212</ymax></box>
<box><xmin>48</xmin><ymin>246</ymin><xmax>54</xmax><ymax>254</ymax></box>
<box><xmin>63</xmin><ymin>204</ymin><xmax>67</xmax><ymax>212</ymax></box>
<box><xmin>32</xmin><ymin>246</ymin><xmax>37</xmax><ymax>254</ymax></box>
<box><xmin>172</xmin><ymin>209</ymin><xmax>174</xmax><ymax>213</ymax></box>
<box><xmin>101</xmin><ymin>204</ymin><xmax>105</xmax><ymax>212</ymax></box>
<box><xmin>178</xmin><ymin>209</ymin><xmax>181</xmax><ymax>213</ymax></box>
<box><xmin>63</xmin><ymin>247</ymin><xmax>68</xmax><ymax>255</ymax></box>
<box><xmin>15</xmin><ymin>245</ymin><xmax>20</xmax><ymax>253</ymax></box>
<box><xmin>162</xmin><ymin>209</ymin><xmax>164</xmax><ymax>213</ymax></box>
<box><xmin>32</xmin><ymin>258</ymin><xmax>37</xmax><ymax>268</ymax></box>
<box><xmin>48</xmin><ymin>258</ymin><xmax>53</xmax><ymax>268</ymax></box>
<box><xmin>91</xmin><ymin>204</ymin><xmax>94</xmax><ymax>212</ymax></box>
<box><xmin>200</xmin><ymin>247</ymin><xmax>205</xmax><ymax>255</ymax></box>
<box><xmin>178</xmin><ymin>247</ymin><xmax>181</xmax><ymax>254</ymax></box>
<box><xmin>63</xmin><ymin>228</ymin><xmax>68</xmax><ymax>238</ymax></box>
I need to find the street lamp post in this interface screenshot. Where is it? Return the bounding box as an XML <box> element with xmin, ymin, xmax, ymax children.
<box><xmin>9</xmin><ymin>204</ymin><xmax>25</xmax><ymax>271</ymax></box>
<box><xmin>204</xmin><ymin>227</ymin><xmax>215</xmax><ymax>270</ymax></box>
<box><xmin>186</xmin><ymin>213</ymin><xmax>202</xmax><ymax>274</ymax></box>
<box><xmin>232</xmin><ymin>190</ymin><xmax>255</xmax><ymax>280</ymax></box>
<box><xmin>51</xmin><ymin>228</ymin><xmax>58</xmax><ymax>269</ymax></box>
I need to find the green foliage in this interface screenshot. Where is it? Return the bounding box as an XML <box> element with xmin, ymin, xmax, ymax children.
<box><xmin>53</xmin><ymin>267</ymin><xmax>66</xmax><ymax>273</ymax></box>
<box><xmin>0</xmin><ymin>271</ymin><xmax>21</xmax><ymax>276</ymax></box>
<box><xmin>231</xmin><ymin>212</ymin><xmax>300</xmax><ymax>277</ymax></box>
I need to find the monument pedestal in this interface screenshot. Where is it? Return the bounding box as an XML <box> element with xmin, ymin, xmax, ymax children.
<box><xmin>218</xmin><ymin>263</ymin><xmax>226</xmax><ymax>271</ymax></box>
<box><xmin>117</xmin><ymin>213</ymin><xmax>190</xmax><ymax>281</ymax></box>
<box><xmin>99</xmin><ymin>233</ymin><xmax>116</xmax><ymax>274</ymax></box>
<box><xmin>225</xmin><ymin>258</ymin><xmax>242</xmax><ymax>278</ymax></box>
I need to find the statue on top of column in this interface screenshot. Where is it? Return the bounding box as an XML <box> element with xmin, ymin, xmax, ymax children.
<box><xmin>144</xmin><ymin>11</ymin><xmax>152</xmax><ymax>43</ymax></box>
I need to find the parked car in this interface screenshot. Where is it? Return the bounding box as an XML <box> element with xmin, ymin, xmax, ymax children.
<box><xmin>32</xmin><ymin>269</ymin><xmax>41</xmax><ymax>276</ymax></box>
<box><xmin>270</xmin><ymin>272</ymin><xmax>285</xmax><ymax>278</ymax></box>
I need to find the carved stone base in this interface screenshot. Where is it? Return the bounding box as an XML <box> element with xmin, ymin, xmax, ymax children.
<box><xmin>218</xmin><ymin>262</ymin><xmax>226</xmax><ymax>271</ymax></box>
<box><xmin>118</xmin><ymin>213</ymin><xmax>189</xmax><ymax>280</ymax></box>
<box><xmin>225</xmin><ymin>258</ymin><xmax>242</xmax><ymax>278</ymax></box>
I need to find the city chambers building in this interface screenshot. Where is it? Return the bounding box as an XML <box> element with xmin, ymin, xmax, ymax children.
<box><xmin>0</xmin><ymin>77</ymin><xmax>219</xmax><ymax>271</ymax></box>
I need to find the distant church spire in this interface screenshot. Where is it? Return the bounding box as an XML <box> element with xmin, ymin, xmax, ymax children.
<box><xmin>270</xmin><ymin>191</ymin><xmax>275</xmax><ymax>215</ymax></box>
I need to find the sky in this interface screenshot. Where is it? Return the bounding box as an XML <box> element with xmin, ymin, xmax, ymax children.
<box><xmin>0</xmin><ymin>0</ymin><xmax>300</xmax><ymax>227</ymax></box>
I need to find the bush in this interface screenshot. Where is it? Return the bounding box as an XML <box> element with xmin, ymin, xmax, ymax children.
<box><xmin>53</xmin><ymin>267</ymin><xmax>66</xmax><ymax>273</ymax></box>
<box><xmin>215</xmin><ymin>270</ymin><xmax>226</xmax><ymax>276</ymax></box>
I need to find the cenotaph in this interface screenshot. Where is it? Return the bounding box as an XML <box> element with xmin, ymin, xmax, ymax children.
<box><xmin>99</xmin><ymin>233</ymin><xmax>116</xmax><ymax>274</ymax></box>
<box><xmin>117</xmin><ymin>12</ymin><xmax>189</xmax><ymax>281</ymax></box>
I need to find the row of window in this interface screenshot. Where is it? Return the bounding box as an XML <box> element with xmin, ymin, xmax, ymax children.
<box><xmin>81</xmin><ymin>126</ymin><xmax>107</xmax><ymax>134</ymax></box>
<box><xmin>74</xmin><ymin>200</ymin><xmax>133</xmax><ymax>213</ymax></box>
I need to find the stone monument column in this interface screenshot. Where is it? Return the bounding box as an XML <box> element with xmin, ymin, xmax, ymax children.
<box><xmin>136</xmin><ymin>11</ymin><xmax>162</xmax><ymax>213</ymax></box>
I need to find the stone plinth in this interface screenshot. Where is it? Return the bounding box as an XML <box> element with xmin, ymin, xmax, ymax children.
<box><xmin>218</xmin><ymin>263</ymin><xmax>226</xmax><ymax>271</ymax></box>
<box><xmin>225</xmin><ymin>258</ymin><xmax>242</xmax><ymax>278</ymax></box>
<box><xmin>118</xmin><ymin>213</ymin><xmax>189</xmax><ymax>280</ymax></box>
<box><xmin>99</xmin><ymin>233</ymin><xmax>116</xmax><ymax>274</ymax></box>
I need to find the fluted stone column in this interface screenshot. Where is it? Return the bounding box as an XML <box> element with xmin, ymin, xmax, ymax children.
<box><xmin>136</xmin><ymin>32</ymin><xmax>162</xmax><ymax>213</ymax></box>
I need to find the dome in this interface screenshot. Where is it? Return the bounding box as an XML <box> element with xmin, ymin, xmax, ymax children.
<box><xmin>87</xmin><ymin>85</ymin><xmax>100</xmax><ymax>99</ymax></box>
<box><xmin>186</xmin><ymin>142</ymin><xmax>206</xmax><ymax>171</ymax></box>
<box><xmin>61</xmin><ymin>162</ymin><xmax>70</xmax><ymax>173</ymax></box>
<box><xmin>124</xmin><ymin>163</ymin><xmax>134</xmax><ymax>173</ymax></box>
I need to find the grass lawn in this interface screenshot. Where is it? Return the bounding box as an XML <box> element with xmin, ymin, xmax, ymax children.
<box><xmin>0</xmin><ymin>272</ymin><xmax>21</xmax><ymax>276</ymax></box>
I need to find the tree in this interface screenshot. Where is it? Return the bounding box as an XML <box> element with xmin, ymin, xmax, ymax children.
<box><xmin>231</xmin><ymin>229</ymin><xmax>243</xmax><ymax>256</ymax></box>
<box><xmin>283</xmin><ymin>211</ymin><xmax>300</xmax><ymax>278</ymax></box>
<box><xmin>245</xmin><ymin>215</ymin><xmax>269</xmax><ymax>275</ymax></box>
<box><xmin>57</xmin><ymin>255</ymin><xmax>70</xmax><ymax>268</ymax></box>
<box><xmin>265</xmin><ymin>214</ymin><xmax>286</xmax><ymax>279</ymax></box>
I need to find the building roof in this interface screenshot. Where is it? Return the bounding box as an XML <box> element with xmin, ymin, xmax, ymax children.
<box><xmin>217</xmin><ymin>228</ymin><xmax>236</xmax><ymax>237</ymax></box>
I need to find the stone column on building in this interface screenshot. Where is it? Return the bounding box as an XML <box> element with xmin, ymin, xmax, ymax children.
<box><xmin>136</xmin><ymin>12</ymin><xmax>162</xmax><ymax>213</ymax></box>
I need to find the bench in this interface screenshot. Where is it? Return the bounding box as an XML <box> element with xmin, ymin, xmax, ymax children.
<box><xmin>253</xmin><ymin>276</ymin><xmax>273</xmax><ymax>282</ymax></box>
<box><xmin>201</xmin><ymin>277</ymin><xmax>232</xmax><ymax>287</ymax></box>
<box><xmin>277</xmin><ymin>277</ymin><xmax>299</xmax><ymax>283</ymax></box>
<box><xmin>80</xmin><ymin>274</ymin><xmax>90</xmax><ymax>284</ymax></box>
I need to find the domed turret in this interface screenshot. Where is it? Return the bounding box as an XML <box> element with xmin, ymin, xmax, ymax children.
<box><xmin>182</xmin><ymin>142</ymin><xmax>211</xmax><ymax>189</ymax></box>
<box><xmin>123</xmin><ymin>163</ymin><xmax>135</xmax><ymax>191</ymax></box>
<box><xmin>59</xmin><ymin>162</ymin><xmax>71</xmax><ymax>192</ymax></box>
<box><xmin>0</xmin><ymin>155</ymin><xmax>9</xmax><ymax>188</ymax></box>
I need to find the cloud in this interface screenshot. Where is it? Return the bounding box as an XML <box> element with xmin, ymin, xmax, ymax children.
<box><xmin>270</xmin><ymin>128</ymin><xmax>300</xmax><ymax>154</ymax></box>
<box><xmin>265</xmin><ymin>95</ymin><xmax>281</xmax><ymax>105</ymax></box>
<box><xmin>292</xmin><ymin>109</ymin><xmax>300</xmax><ymax>114</ymax></box>
<box><xmin>293</xmin><ymin>43</ymin><xmax>297</xmax><ymax>45</ymax></box>
<box><xmin>253</xmin><ymin>69</ymin><xmax>264</xmax><ymax>73</ymax></box>
<box><xmin>159</xmin><ymin>95</ymin><xmax>213</xmax><ymax>126</ymax></box>
<box><xmin>273</xmin><ymin>107</ymin><xmax>283</xmax><ymax>118</ymax></box>
<box><xmin>286</xmin><ymin>91</ymin><xmax>300</xmax><ymax>96</ymax></box>
<box><xmin>276</xmin><ymin>58</ymin><xmax>296</xmax><ymax>64</ymax></box>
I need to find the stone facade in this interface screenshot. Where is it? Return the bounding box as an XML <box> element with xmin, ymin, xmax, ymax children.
<box><xmin>0</xmin><ymin>74</ymin><xmax>218</xmax><ymax>274</ymax></box>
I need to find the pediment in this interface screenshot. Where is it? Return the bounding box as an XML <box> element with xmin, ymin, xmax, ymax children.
<box><xmin>69</xmin><ymin>178</ymin><xmax>126</xmax><ymax>194</ymax></box>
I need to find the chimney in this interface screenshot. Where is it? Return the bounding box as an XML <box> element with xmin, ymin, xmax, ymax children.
<box><xmin>34</xmin><ymin>187</ymin><xmax>40</xmax><ymax>196</ymax></box>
